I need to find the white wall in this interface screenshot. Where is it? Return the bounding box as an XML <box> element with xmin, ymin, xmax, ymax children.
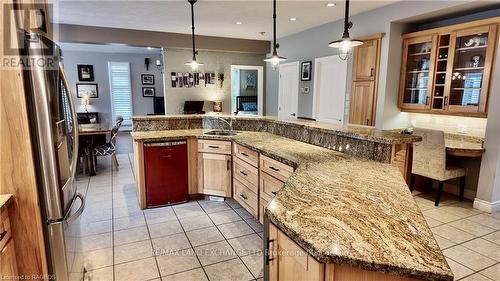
<box><xmin>62</xmin><ymin>50</ymin><xmax>164</xmax><ymax>123</ymax></box>
<box><xmin>164</xmin><ymin>48</ymin><xmax>265</xmax><ymax>115</ymax></box>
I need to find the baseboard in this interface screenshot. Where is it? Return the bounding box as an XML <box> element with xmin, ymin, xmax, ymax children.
<box><xmin>473</xmin><ymin>198</ymin><xmax>500</xmax><ymax>213</ymax></box>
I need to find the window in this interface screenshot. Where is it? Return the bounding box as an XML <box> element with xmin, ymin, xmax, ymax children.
<box><xmin>108</xmin><ymin>62</ymin><xmax>132</xmax><ymax>128</ymax></box>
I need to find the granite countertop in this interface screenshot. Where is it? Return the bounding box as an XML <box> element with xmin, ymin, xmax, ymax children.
<box><xmin>0</xmin><ymin>194</ymin><xmax>13</xmax><ymax>212</ymax></box>
<box><xmin>131</xmin><ymin>129</ymin><xmax>452</xmax><ymax>281</ymax></box>
<box><xmin>132</xmin><ymin>114</ymin><xmax>421</xmax><ymax>145</ymax></box>
<box><xmin>445</xmin><ymin>133</ymin><xmax>485</xmax><ymax>153</ymax></box>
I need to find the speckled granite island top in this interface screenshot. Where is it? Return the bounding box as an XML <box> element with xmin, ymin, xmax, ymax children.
<box><xmin>131</xmin><ymin>130</ymin><xmax>452</xmax><ymax>281</ymax></box>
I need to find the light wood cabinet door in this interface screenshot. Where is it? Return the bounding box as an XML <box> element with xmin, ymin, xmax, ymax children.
<box><xmin>353</xmin><ymin>39</ymin><xmax>379</xmax><ymax>81</ymax></box>
<box><xmin>198</xmin><ymin>153</ymin><xmax>231</xmax><ymax>197</ymax></box>
<box><xmin>349</xmin><ymin>81</ymin><xmax>376</xmax><ymax>126</ymax></box>
<box><xmin>0</xmin><ymin>239</ymin><xmax>19</xmax><ymax>278</ymax></box>
<box><xmin>268</xmin><ymin>223</ymin><xmax>324</xmax><ymax>281</ymax></box>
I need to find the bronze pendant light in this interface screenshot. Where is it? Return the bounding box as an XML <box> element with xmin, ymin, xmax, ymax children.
<box><xmin>264</xmin><ymin>0</ymin><xmax>286</xmax><ymax>68</ymax></box>
<box><xmin>185</xmin><ymin>0</ymin><xmax>204</xmax><ymax>70</ymax></box>
<box><xmin>328</xmin><ymin>0</ymin><xmax>363</xmax><ymax>60</ymax></box>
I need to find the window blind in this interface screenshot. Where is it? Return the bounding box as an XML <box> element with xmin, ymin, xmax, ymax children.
<box><xmin>108</xmin><ymin>62</ymin><xmax>132</xmax><ymax>126</ymax></box>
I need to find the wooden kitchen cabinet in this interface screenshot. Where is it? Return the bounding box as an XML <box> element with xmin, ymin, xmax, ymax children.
<box><xmin>233</xmin><ymin>143</ymin><xmax>259</xmax><ymax>218</ymax></box>
<box><xmin>349</xmin><ymin>81</ymin><xmax>376</xmax><ymax>126</ymax></box>
<box><xmin>352</xmin><ymin>38</ymin><xmax>379</xmax><ymax>81</ymax></box>
<box><xmin>198</xmin><ymin>152</ymin><xmax>232</xmax><ymax>197</ymax></box>
<box><xmin>399</xmin><ymin>19</ymin><xmax>498</xmax><ymax>117</ymax></box>
<box><xmin>1</xmin><ymin>203</ymin><xmax>18</xmax><ymax>277</ymax></box>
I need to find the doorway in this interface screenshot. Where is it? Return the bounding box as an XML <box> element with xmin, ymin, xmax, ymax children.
<box><xmin>312</xmin><ymin>55</ymin><xmax>348</xmax><ymax>125</ymax></box>
<box><xmin>278</xmin><ymin>62</ymin><xmax>299</xmax><ymax>118</ymax></box>
<box><xmin>230</xmin><ymin>65</ymin><xmax>264</xmax><ymax>115</ymax></box>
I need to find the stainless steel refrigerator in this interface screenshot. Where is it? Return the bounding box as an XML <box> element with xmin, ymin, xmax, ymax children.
<box><xmin>21</xmin><ymin>32</ymin><xmax>87</xmax><ymax>281</ymax></box>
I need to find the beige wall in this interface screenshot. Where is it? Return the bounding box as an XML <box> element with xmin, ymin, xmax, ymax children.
<box><xmin>55</xmin><ymin>24</ymin><xmax>270</xmax><ymax>54</ymax></box>
<box><xmin>164</xmin><ymin>48</ymin><xmax>265</xmax><ymax>115</ymax></box>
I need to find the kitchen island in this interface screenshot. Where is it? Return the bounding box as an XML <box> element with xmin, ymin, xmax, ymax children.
<box><xmin>131</xmin><ymin>115</ymin><xmax>451</xmax><ymax>281</ymax></box>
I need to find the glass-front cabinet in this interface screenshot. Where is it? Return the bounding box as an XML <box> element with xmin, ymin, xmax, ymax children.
<box><xmin>399</xmin><ymin>22</ymin><xmax>498</xmax><ymax>117</ymax></box>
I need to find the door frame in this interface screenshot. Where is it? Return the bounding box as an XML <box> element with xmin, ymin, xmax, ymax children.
<box><xmin>230</xmin><ymin>65</ymin><xmax>264</xmax><ymax>115</ymax></box>
<box><xmin>278</xmin><ymin>61</ymin><xmax>299</xmax><ymax>118</ymax></box>
<box><xmin>312</xmin><ymin>55</ymin><xmax>347</xmax><ymax>123</ymax></box>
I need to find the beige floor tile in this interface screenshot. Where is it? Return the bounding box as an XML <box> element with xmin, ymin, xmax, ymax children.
<box><xmin>218</xmin><ymin>221</ymin><xmax>254</xmax><ymax>239</ymax></box>
<box><xmin>199</xmin><ymin>201</ymin><xmax>232</xmax><ymax>214</ymax></box>
<box><xmin>460</xmin><ymin>273</ymin><xmax>494</xmax><ymax>281</ymax></box>
<box><xmin>226</xmin><ymin>198</ymin><xmax>242</xmax><ymax>210</ymax></box>
<box><xmin>81</xmin><ymin>266</ymin><xmax>113</xmax><ymax>281</ymax></box>
<box><xmin>478</xmin><ymin>264</ymin><xmax>500</xmax><ymax>281</ymax></box>
<box><xmin>179</xmin><ymin>214</ymin><xmax>214</xmax><ymax>231</ymax></box>
<box><xmin>462</xmin><ymin>238</ymin><xmax>500</xmax><ymax>262</ymax></box>
<box><xmin>77</xmin><ymin>220</ymin><xmax>112</xmax><ymax>237</ymax></box>
<box><xmin>443</xmin><ymin>245</ymin><xmax>497</xmax><ymax>271</ymax></box>
<box><xmin>173</xmin><ymin>204</ymin><xmax>206</xmax><ymax>218</ymax></box>
<box><xmin>483</xmin><ymin>231</ymin><xmax>500</xmax><ymax>245</ymax></box>
<box><xmin>144</xmin><ymin>207</ymin><xmax>177</xmax><ymax>224</ymax></box>
<box><xmin>114</xmin><ymin>257</ymin><xmax>160</xmax><ymax>281</ymax></box>
<box><xmin>423</xmin><ymin>208</ymin><xmax>461</xmax><ymax>223</ymax></box>
<box><xmin>433</xmin><ymin>234</ymin><xmax>457</xmax><ymax>250</ymax></box>
<box><xmin>424</xmin><ymin>216</ymin><xmax>444</xmax><ymax>228</ymax></box>
<box><xmin>113</xmin><ymin>225</ymin><xmax>150</xmax><ymax>246</ymax></box>
<box><xmin>449</xmin><ymin>219</ymin><xmax>496</xmax><ymax>237</ymax></box>
<box><xmin>245</xmin><ymin>218</ymin><xmax>264</xmax><ymax>233</ymax></box>
<box><xmin>431</xmin><ymin>225</ymin><xmax>476</xmax><ymax>244</ymax></box>
<box><xmin>241</xmin><ymin>253</ymin><xmax>264</xmax><ymax>278</ymax></box>
<box><xmin>113</xmin><ymin>205</ymin><xmax>142</xmax><ymax>219</ymax></box>
<box><xmin>73</xmin><ymin>247</ymin><xmax>113</xmax><ymax>270</ymax></box>
<box><xmin>114</xmin><ymin>239</ymin><xmax>153</xmax><ymax>264</ymax></box>
<box><xmin>156</xmin><ymin>248</ymin><xmax>201</xmax><ymax>276</ymax></box>
<box><xmin>186</xmin><ymin>226</ymin><xmax>225</xmax><ymax>247</ymax></box>
<box><xmin>234</xmin><ymin>207</ymin><xmax>254</xmax><ymax>220</ymax></box>
<box><xmin>208</xmin><ymin>209</ymin><xmax>242</xmax><ymax>225</ymax></box>
<box><xmin>204</xmin><ymin>258</ymin><xmax>253</xmax><ymax>281</ymax></box>
<box><xmin>227</xmin><ymin>233</ymin><xmax>263</xmax><ymax>257</ymax></box>
<box><xmin>194</xmin><ymin>240</ymin><xmax>237</xmax><ymax>266</ymax></box>
<box><xmin>161</xmin><ymin>268</ymin><xmax>208</xmax><ymax>281</ymax></box>
<box><xmin>113</xmin><ymin>214</ymin><xmax>146</xmax><ymax>231</ymax></box>
<box><xmin>79</xmin><ymin>232</ymin><xmax>113</xmax><ymax>252</ymax></box>
<box><xmin>468</xmin><ymin>214</ymin><xmax>500</xmax><ymax>230</ymax></box>
<box><xmin>445</xmin><ymin>258</ymin><xmax>474</xmax><ymax>280</ymax></box>
<box><xmin>148</xmin><ymin>219</ymin><xmax>184</xmax><ymax>238</ymax></box>
<box><xmin>80</xmin><ymin>207</ymin><xmax>113</xmax><ymax>223</ymax></box>
<box><xmin>152</xmin><ymin>232</ymin><xmax>191</xmax><ymax>252</ymax></box>
<box><xmin>439</xmin><ymin>205</ymin><xmax>481</xmax><ymax>218</ymax></box>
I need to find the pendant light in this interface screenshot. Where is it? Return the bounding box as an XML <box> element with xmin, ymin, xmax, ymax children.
<box><xmin>264</xmin><ymin>0</ymin><xmax>286</xmax><ymax>68</ymax></box>
<box><xmin>185</xmin><ymin>0</ymin><xmax>203</xmax><ymax>70</ymax></box>
<box><xmin>328</xmin><ymin>0</ymin><xmax>363</xmax><ymax>60</ymax></box>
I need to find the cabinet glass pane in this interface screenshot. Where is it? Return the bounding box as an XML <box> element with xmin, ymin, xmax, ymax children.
<box><xmin>403</xmin><ymin>41</ymin><xmax>432</xmax><ymax>105</ymax></box>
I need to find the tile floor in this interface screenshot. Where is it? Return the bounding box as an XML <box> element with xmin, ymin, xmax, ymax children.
<box><xmin>75</xmin><ymin>153</ymin><xmax>500</xmax><ymax>281</ymax></box>
<box><xmin>74</xmin><ymin>154</ymin><xmax>263</xmax><ymax>281</ymax></box>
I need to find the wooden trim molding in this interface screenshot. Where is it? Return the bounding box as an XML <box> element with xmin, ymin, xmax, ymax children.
<box><xmin>402</xmin><ymin>17</ymin><xmax>500</xmax><ymax>39</ymax></box>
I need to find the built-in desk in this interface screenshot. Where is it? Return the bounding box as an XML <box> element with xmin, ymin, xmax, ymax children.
<box><xmin>445</xmin><ymin>138</ymin><xmax>485</xmax><ymax>158</ymax></box>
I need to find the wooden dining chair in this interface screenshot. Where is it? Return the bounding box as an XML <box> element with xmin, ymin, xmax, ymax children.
<box><xmin>93</xmin><ymin>116</ymin><xmax>124</xmax><ymax>170</ymax></box>
<box><xmin>409</xmin><ymin>128</ymin><xmax>466</xmax><ymax>206</ymax></box>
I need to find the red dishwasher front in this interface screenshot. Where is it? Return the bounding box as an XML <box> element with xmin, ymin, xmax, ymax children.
<box><xmin>144</xmin><ymin>141</ymin><xmax>189</xmax><ymax>207</ymax></box>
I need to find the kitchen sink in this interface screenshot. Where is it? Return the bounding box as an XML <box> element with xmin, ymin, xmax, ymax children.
<box><xmin>203</xmin><ymin>130</ymin><xmax>240</xmax><ymax>136</ymax></box>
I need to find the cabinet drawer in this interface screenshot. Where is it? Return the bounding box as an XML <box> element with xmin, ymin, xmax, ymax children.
<box><xmin>0</xmin><ymin>212</ymin><xmax>12</xmax><ymax>251</ymax></box>
<box><xmin>198</xmin><ymin>140</ymin><xmax>231</xmax><ymax>154</ymax></box>
<box><xmin>260</xmin><ymin>155</ymin><xmax>294</xmax><ymax>182</ymax></box>
<box><xmin>233</xmin><ymin>179</ymin><xmax>257</xmax><ymax>217</ymax></box>
<box><xmin>233</xmin><ymin>157</ymin><xmax>258</xmax><ymax>194</ymax></box>
<box><xmin>234</xmin><ymin>143</ymin><xmax>258</xmax><ymax>167</ymax></box>
<box><xmin>260</xmin><ymin>171</ymin><xmax>284</xmax><ymax>200</ymax></box>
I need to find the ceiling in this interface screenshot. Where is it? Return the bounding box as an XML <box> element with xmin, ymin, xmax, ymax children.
<box><xmin>59</xmin><ymin>42</ymin><xmax>162</xmax><ymax>54</ymax></box>
<box><xmin>51</xmin><ymin>0</ymin><xmax>397</xmax><ymax>40</ymax></box>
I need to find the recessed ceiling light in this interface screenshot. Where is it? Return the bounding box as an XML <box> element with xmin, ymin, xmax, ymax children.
<box><xmin>290</xmin><ymin>17</ymin><xmax>297</xmax><ymax>21</ymax></box>
<box><xmin>236</xmin><ymin>21</ymin><xmax>243</xmax><ymax>25</ymax></box>
<box><xmin>327</xmin><ymin>3</ymin><xmax>336</xmax><ymax>7</ymax></box>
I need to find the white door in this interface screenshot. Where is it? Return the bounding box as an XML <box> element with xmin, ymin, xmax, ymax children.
<box><xmin>278</xmin><ymin>62</ymin><xmax>299</xmax><ymax>118</ymax></box>
<box><xmin>313</xmin><ymin>56</ymin><xmax>348</xmax><ymax>125</ymax></box>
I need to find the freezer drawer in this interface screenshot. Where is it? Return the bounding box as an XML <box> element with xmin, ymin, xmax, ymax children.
<box><xmin>144</xmin><ymin>141</ymin><xmax>189</xmax><ymax>207</ymax></box>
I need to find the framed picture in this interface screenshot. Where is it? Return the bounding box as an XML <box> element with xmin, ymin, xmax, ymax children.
<box><xmin>142</xmin><ymin>87</ymin><xmax>155</xmax><ymax>97</ymax></box>
<box><xmin>76</xmin><ymin>83</ymin><xmax>98</xmax><ymax>98</ymax></box>
<box><xmin>141</xmin><ymin>74</ymin><xmax>155</xmax><ymax>85</ymax></box>
<box><xmin>301</xmin><ymin>61</ymin><xmax>312</xmax><ymax>81</ymax></box>
<box><xmin>77</xmin><ymin>65</ymin><xmax>94</xmax><ymax>81</ymax></box>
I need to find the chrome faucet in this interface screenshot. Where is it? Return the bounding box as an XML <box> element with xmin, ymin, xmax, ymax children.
<box><xmin>214</xmin><ymin>116</ymin><xmax>233</xmax><ymax>131</ymax></box>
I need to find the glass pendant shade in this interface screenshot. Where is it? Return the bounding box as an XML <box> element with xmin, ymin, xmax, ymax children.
<box><xmin>264</xmin><ymin>51</ymin><xmax>286</xmax><ymax>68</ymax></box>
<box><xmin>184</xmin><ymin>59</ymin><xmax>204</xmax><ymax>71</ymax></box>
<box><xmin>264</xmin><ymin>0</ymin><xmax>286</xmax><ymax>67</ymax></box>
<box><xmin>328</xmin><ymin>0</ymin><xmax>363</xmax><ymax>60</ymax></box>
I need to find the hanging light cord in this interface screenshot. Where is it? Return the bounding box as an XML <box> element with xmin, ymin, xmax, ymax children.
<box><xmin>272</xmin><ymin>0</ymin><xmax>277</xmax><ymax>52</ymax></box>
<box><xmin>189</xmin><ymin>0</ymin><xmax>197</xmax><ymax>61</ymax></box>
<box><xmin>342</xmin><ymin>0</ymin><xmax>351</xmax><ymax>38</ymax></box>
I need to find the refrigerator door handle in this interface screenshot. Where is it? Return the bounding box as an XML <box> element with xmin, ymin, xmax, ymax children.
<box><xmin>60</xmin><ymin>62</ymin><xmax>79</xmax><ymax>182</ymax></box>
<box><xmin>64</xmin><ymin>193</ymin><xmax>85</xmax><ymax>224</ymax></box>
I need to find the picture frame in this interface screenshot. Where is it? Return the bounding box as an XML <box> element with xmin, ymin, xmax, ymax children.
<box><xmin>142</xmin><ymin>87</ymin><xmax>155</xmax><ymax>97</ymax></box>
<box><xmin>77</xmin><ymin>65</ymin><xmax>94</xmax><ymax>81</ymax></box>
<box><xmin>76</xmin><ymin>83</ymin><xmax>98</xmax><ymax>98</ymax></box>
<box><xmin>141</xmin><ymin>74</ymin><xmax>155</xmax><ymax>85</ymax></box>
<box><xmin>301</xmin><ymin>61</ymin><xmax>312</xmax><ymax>81</ymax></box>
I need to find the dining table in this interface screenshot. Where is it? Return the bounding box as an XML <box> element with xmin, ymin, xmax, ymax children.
<box><xmin>78</xmin><ymin>123</ymin><xmax>112</xmax><ymax>176</ymax></box>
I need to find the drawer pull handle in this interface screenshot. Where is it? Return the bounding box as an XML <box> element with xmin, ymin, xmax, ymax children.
<box><xmin>271</xmin><ymin>191</ymin><xmax>277</xmax><ymax>195</ymax></box>
<box><xmin>0</xmin><ymin>231</ymin><xmax>7</xmax><ymax>242</ymax></box>
<box><xmin>241</xmin><ymin>152</ymin><xmax>249</xmax><ymax>157</ymax></box>
<box><xmin>239</xmin><ymin>193</ymin><xmax>248</xmax><ymax>200</ymax></box>
<box><xmin>269</xmin><ymin>166</ymin><xmax>280</xmax><ymax>172</ymax></box>
<box><xmin>240</xmin><ymin>171</ymin><xmax>248</xmax><ymax>176</ymax></box>
<box><xmin>208</xmin><ymin>145</ymin><xmax>220</xmax><ymax>149</ymax></box>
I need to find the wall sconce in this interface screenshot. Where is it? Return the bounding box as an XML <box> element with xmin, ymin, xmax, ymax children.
<box><xmin>213</xmin><ymin>101</ymin><xmax>222</xmax><ymax>113</ymax></box>
<box><xmin>80</xmin><ymin>97</ymin><xmax>91</xmax><ymax>113</ymax></box>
